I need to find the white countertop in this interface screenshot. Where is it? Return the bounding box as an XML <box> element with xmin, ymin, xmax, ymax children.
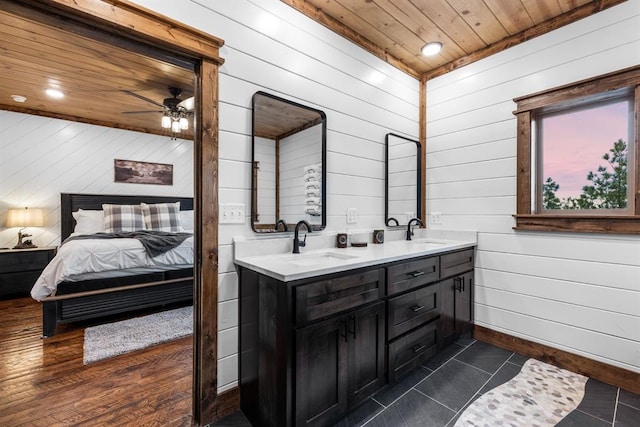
<box><xmin>234</xmin><ymin>230</ymin><xmax>477</xmax><ymax>282</ymax></box>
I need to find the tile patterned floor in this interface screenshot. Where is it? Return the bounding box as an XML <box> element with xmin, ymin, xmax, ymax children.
<box><xmin>211</xmin><ymin>339</ymin><xmax>640</xmax><ymax>427</ymax></box>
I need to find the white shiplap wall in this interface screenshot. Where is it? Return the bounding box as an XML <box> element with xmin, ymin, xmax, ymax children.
<box><xmin>0</xmin><ymin>110</ymin><xmax>193</xmax><ymax>248</ymax></box>
<box><xmin>131</xmin><ymin>0</ymin><xmax>420</xmax><ymax>391</ymax></box>
<box><xmin>426</xmin><ymin>0</ymin><xmax>640</xmax><ymax>373</ymax></box>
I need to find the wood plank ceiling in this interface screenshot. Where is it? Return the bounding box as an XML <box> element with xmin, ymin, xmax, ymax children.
<box><xmin>0</xmin><ymin>4</ymin><xmax>195</xmax><ymax>139</ymax></box>
<box><xmin>281</xmin><ymin>0</ymin><xmax>627</xmax><ymax>79</ymax></box>
<box><xmin>0</xmin><ymin>1</ymin><xmax>626</xmax><ymax>136</ymax></box>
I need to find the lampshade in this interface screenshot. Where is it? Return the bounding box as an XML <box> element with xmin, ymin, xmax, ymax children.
<box><xmin>6</xmin><ymin>207</ymin><xmax>44</xmax><ymax>228</ymax></box>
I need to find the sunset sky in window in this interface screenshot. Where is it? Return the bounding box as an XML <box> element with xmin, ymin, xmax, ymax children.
<box><xmin>541</xmin><ymin>100</ymin><xmax>629</xmax><ymax>200</ymax></box>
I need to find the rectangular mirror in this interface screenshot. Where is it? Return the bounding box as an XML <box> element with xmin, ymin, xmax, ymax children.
<box><xmin>385</xmin><ymin>133</ymin><xmax>421</xmax><ymax>226</ymax></box>
<box><xmin>252</xmin><ymin>91</ymin><xmax>327</xmax><ymax>233</ymax></box>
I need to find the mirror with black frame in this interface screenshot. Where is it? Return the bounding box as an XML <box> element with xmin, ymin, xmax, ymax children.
<box><xmin>385</xmin><ymin>133</ymin><xmax>422</xmax><ymax>227</ymax></box>
<box><xmin>251</xmin><ymin>91</ymin><xmax>327</xmax><ymax>233</ymax></box>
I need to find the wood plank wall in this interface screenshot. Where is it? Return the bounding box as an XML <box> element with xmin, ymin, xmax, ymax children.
<box><xmin>425</xmin><ymin>0</ymin><xmax>640</xmax><ymax>375</ymax></box>
<box><xmin>130</xmin><ymin>0</ymin><xmax>420</xmax><ymax>392</ymax></box>
<box><xmin>0</xmin><ymin>111</ymin><xmax>194</xmax><ymax>248</ymax></box>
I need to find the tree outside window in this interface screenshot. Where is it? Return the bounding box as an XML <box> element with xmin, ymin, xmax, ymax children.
<box><xmin>513</xmin><ymin>66</ymin><xmax>639</xmax><ymax>234</ymax></box>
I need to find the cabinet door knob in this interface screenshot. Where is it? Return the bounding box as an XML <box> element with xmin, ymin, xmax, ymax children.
<box><xmin>410</xmin><ymin>305</ymin><xmax>424</xmax><ymax>312</ymax></box>
<box><xmin>409</xmin><ymin>270</ymin><xmax>425</xmax><ymax>278</ymax></box>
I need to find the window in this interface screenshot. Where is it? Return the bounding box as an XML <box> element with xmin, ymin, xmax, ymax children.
<box><xmin>514</xmin><ymin>66</ymin><xmax>640</xmax><ymax>233</ymax></box>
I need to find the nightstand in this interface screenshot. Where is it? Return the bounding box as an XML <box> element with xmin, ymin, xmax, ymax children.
<box><xmin>0</xmin><ymin>247</ymin><xmax>56</xmax><ymax>299</ymax></box>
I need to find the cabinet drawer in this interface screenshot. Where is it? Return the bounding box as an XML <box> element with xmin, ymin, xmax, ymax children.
<box><xmin>0</xmin><ymin>251</ymin><xmax>51</xmax><ymax>274</ymax></box>
<box><xmin>387</xmin><ymin>283</ymin><xmax>439</xmax><ymax>340</ymax></box>
<box><xmin>388</xmin><ymin>321</ymin><xmax>438</xmax><ymax>383</ymax></box>
<box><xmin>294</xmin><ymin>269</ymin><xmax>384</xmax><ymax>325</ymax></box>
<box><xmin>386</xmin><ymin>256</ymin><xmax>439</xmax><ymax>295</ymax></box>
<box><xmin>440</xmin><ymin>249</ymin><xmax>474</xmax><ymax>279</ymax></box>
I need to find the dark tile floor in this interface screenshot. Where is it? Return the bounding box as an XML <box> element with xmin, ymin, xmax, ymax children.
<box><xmin>211</xmin><ymin>339</ymin><xmax>640</xmax><ymax>427</ymax></box>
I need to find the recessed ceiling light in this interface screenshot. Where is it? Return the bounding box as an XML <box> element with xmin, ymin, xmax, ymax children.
<box><xmin>45</xmin><ymin>88</ymin><xmax>64</xmax><ymax>99</ymax></box>
<box><xmin>421</xmin><ymin>41</ymin><xmax>443</xmax><ymax>56</ymax></box>
<box><xmin>11</xmin><ymin>95</ymin><xmax>27</xmax><ymax>103</ymax></box>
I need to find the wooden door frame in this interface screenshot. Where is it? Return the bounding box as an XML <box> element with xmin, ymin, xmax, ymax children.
<box><xmin>6</xmin><ymin>0</ymin><xmax>224</xmax><ymax>425</ymax></box>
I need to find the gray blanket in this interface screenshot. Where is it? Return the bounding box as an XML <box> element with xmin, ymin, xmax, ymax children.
<box><xmin>63</xmin><ymin>230</ymin><xmax>193</xmax><ymax>257</ymax></box>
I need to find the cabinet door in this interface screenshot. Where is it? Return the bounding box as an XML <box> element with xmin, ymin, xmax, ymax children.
<box><xmin>455</xmin><ymin>272</ymin><xmax>473</xmax><ymax>333</ymax></box>
<box><xmin>295</xmin><ymin>315</ymin><xmax>348</xmax><ymax>427</ymax></box>
<box><xmin>439</xmin><ymin>277</ymin><xmax>456</xmax><ymax>347</ymax></box>
<box><xmin>348</xmin><ymin>302</ymin><xmax>385</xmax><ymax>406</ymax></box>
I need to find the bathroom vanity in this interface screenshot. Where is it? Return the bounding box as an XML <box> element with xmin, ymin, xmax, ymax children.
<box><xmin>235</xmin><ymin>234</ymin><xmax>475</xmax><ymax>427</ymax></box>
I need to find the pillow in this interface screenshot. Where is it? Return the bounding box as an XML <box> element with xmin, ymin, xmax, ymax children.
<box><xmin>179</xmin><ymin>210</ymin><xmax>194</xmax><ymax>231</ymax></box>
<box><xmin>141</xmin><ymin>202</ymin><xmax>183</xmax><ymax>232</ymax></box>
<box><xmin>71</xmin><ymin>209</ymin><xmax>104</xmax><ymax>234</ymax></box>
<box><xmin>102</xmin><ymin>204</ymin><xmax>146</xmax><ymax>232</ymax></box>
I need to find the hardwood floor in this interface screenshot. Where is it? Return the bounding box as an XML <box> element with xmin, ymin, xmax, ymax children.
<box><xmin>0</xmin><ymin>297</ymin><xmax>193</xmax><ymax>427</ymax></box>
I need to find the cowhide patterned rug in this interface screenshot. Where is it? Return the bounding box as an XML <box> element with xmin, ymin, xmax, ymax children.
<box><xmin>455</xmin><ymin>358</ymin><xmax>588</xmax><ymax>426</ymax></box>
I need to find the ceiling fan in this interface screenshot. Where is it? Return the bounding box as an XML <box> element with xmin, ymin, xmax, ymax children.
<box><xmin>122</xmin><ymin>87</ymin><xmax>194</xmax><ymax>135</ymax></box>
<box><xmin>122</xmin><ymin>86</ymin><xmax>194</xmax><ymax>115</ymax></box>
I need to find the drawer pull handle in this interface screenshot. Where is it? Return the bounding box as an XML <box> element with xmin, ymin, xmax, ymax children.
<box><xmin>412</xmin><ymin>344</ymin><xmax>426</xmax><ymax>354</ymax></box>
<box><xmin>410</xmin><ymin>271</ymin><xmax>425</xmax><ymax>278</ymax></box>
<box><xmin>411</xmin><ymin>305</ymin><xmax>424</xmax><ymax>312</ymax></box>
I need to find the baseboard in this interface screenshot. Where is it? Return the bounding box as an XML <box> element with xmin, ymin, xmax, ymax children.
<box><xmin>474</xmin><ymin>325</ymin><xmax>640</xmax><ymax>394</ymax></box>
<box><xmin>215</xmin><ymin>386</ymin><xmax>240</xmax><ymax>421</ymax></box>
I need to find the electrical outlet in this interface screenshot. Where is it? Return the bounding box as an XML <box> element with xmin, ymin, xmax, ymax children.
<box><xmin>346</xmin><ymin>208</ymin><xmax>358</xmax><ymax>224</ymax></box>
<box><xmin>430</xmin><ymin>212</ymin><xmax>442</xmax><ymax>224</ymax></box>
<box><xmin>220</xmin><ymin>203</ymin><xmax>245</xmax><ymax>224</ymax></box>
<box><xmin>404</xmin><ymin>212</ymin><xmax>415</xmax><ymax>222</ymax></box>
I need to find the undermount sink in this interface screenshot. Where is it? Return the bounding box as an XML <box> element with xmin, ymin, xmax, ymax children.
<box><xmin>411</xmin><ymin>239</ymin><xmax>447</xmax><ymax>245</ymax></box>
<box><xmin>289</xmin><ymin>251</ymin><xmax>359</xmax><ymax>267</ymax></box>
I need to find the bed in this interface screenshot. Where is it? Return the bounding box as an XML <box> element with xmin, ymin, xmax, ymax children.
<box><xmin>36</xmin><ymin>193</ymin><xmax>194</xmax><ymax>337</ymax></box>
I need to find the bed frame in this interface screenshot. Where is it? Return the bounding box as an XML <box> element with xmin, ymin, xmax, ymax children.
<box><xmin>40</xmin><ymin>193</ymin><xmax>194</xmax><ymax>337</ymax></box>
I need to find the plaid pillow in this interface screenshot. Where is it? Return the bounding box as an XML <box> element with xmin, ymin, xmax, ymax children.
<box><xmin>102</xmin><ymin>204</ymin><xmax>146</xmax><ymax>232</ymax></box>
<box><xmin>141</xmin><ymin>202</ymin><xmax>183</xmax><ymax>232</ymax></box>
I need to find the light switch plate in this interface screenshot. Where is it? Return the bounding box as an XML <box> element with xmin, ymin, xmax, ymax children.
<box><xmin>346</xmin><ymin>208</ymin><xmax>358</xmax><ymax>224</ymax></box>
<box><xmin>430</xmin><ymin>212</ymin><xmax>442</xmax><ymax>224</ymax></box>
<box><xmin>220</xmin><ymin>203</ymin><xmax>245</xmax><ymax>224</ymax></box>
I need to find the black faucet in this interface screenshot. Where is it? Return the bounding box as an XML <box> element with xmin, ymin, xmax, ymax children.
<box><xmin>386</xmin><ymin>217</ymin><xmax>399</xmax><ymax>227</ymax></box>
<box><xmin>275</xmin><ymin>219</ymin><xmax>288</xmax><ymax>232</ymax></box>
<box><xmin>293</xmin><ymin>220</ymin><xmax>311</xmax><ymax>253</ymax></box>
<box><xmin>406</xmin><ymin>217</ymin><xmax>424</xmax><ymax>241</ymax></box>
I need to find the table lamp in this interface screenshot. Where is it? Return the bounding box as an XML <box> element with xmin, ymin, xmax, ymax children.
<box><xmin>6</xmin><ymin>207</ymin><xmax>44</xmax><ymax>249</ymax></box>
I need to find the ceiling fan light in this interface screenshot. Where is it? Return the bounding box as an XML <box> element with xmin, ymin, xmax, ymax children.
<box><xmin>161</xmin><ymin>115</ymin><xmax>172</xmax><ymax>129</ymax></box>
<box><xmin>421</xmin><ymin>41</ymin><xmax>442</xmax><ymax>56</ymax></box>
<box><xmin>179</xmin><ymin>117</ymin><xmax>189</xmax><ymax>130</ymax></box>
<box><xmin>171</xmin><ymin>120</ymin><xmax>181</xmax><ymax>133</ymax></box>
<box><xmin>178</xmin><ymin>97</ymin><xmax>194</xmax><ymax>111</ymax></box>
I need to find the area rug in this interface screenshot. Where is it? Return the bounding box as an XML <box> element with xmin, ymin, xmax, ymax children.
<box><xmin>83</xmin><ymin>306</ymin><xmax>192</xmax><ymax>364</ymax></box>
<box><xmin>455</xmin><ymin>358</ymin><xmax>588</xmax><ymax>426</ymax></box>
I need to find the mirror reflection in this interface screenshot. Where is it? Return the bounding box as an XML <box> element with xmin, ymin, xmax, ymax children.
<box><xmin>385</xmin><ymin>133</ymin><xmax>421</xmax><ymax>226</ymax></box>
<box><xmin>251</xmin><ymin>91</ymin><xmax>326</xmax><ymax>232</ymax></box>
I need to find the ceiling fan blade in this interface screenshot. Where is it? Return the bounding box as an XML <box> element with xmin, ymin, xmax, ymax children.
<box><xmin>178</xmin><ymin>96</ymin><xmax>194</xmax><ymax>111</ymax></box>
<box><xmin>121</xmin><ymin>110</ymin><xmax>163</xmax><ymax>114</ymax></box>
<box><xmin>121</xmin><ymin>90</ymin><xmax>165</xmax><ymax>108</ymax></box>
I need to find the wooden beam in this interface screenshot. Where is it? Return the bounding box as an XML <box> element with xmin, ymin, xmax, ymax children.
<box><xmin>40</xmin><ymin>0</ymin><xmax>224</xmax><ymax>63</ymax></box>
<box><xmin>193</xmin><ymin>58</ymin><xmax>220</xmax><ymax>425</ymax></box>
<box><xmin>420</xmin><ymin>75</ymin><xmax>427</xmax><ymax>224</ymax></box>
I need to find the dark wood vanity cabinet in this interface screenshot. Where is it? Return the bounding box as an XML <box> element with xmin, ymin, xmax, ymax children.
<box><xmin>439</xmin><ymin>250</ymin><xmax>475</xmax><ymax>347</ymax></box>
<box><xmin>239</xmin><ymin>267</ymin><xmax>385</xmax><ymax>427</ymax></box>
<box><xmin>238</xmin><ymin>246</ymin><xmax>475</xmax><ymax>427</ymax></box>
<box><xmin>295</xmin><ymin>301</ymin><xmax>385</xmax><ymax>427</ymax></box>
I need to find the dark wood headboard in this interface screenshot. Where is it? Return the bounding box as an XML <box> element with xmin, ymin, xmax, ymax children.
<box><xmin>60</xmin><ymin>193</ymin><xmax>194</xmax><ymax>241</ymax></box>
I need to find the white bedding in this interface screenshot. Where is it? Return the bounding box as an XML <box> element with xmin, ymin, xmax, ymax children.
<box><xmin>31</xmin><ymin>235</ymin><xmax>194</xmax><ymax>301</ymax></box>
